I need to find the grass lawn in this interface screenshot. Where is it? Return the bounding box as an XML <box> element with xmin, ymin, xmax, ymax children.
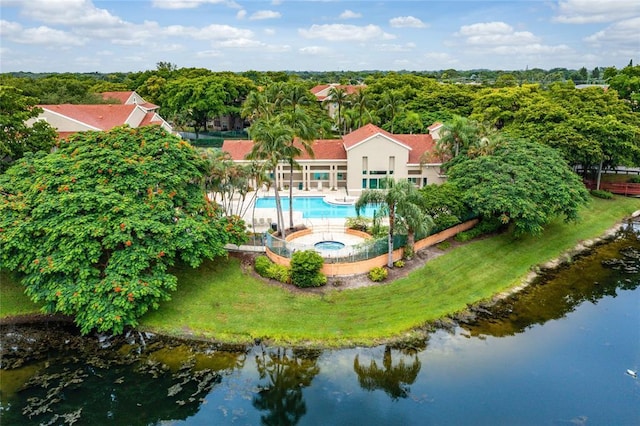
<box><xmin>3</xmin><ymin>196</ymin><xmax>640</xmax><ymax>347</ymax></box>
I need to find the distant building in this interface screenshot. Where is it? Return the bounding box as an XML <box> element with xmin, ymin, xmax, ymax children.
<box><xmin>310</xmin><ymin>83</ymin><xmax>367</xmax><ymax>119</ymax></box>
<box><xmin>30</xmin><ymin>91</ymin><xmax>174</xmax><ymax>139</ymax></box>
<box><xmin>222</xmin><ymin>123</ymin><xmax>445</xmax><ymax>195</ymax></box>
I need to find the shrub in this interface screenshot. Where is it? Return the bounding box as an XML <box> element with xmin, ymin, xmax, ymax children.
<box><xmin>432</xmin><ymin>214</ymin><xmax>461</xmax><ymax>232</ymax></box>
<box><xmin>368</xmin><ymin>266</ymin><xmax>388</xmax><ymax>282</ymax></box>
<box><xmin>436</xmin><ymin>240</ymin><xmax>452</xmax><ymax>250</ymax></box>
<box><xmin>629</xmin><ymin>175</ymin><xmax>640</xmax><ymax>183</ymax></box>
<box><xmin>393</xmin><ymin>260</ymin><xmax>405</xmax><ymax>268</ymax></box>
<box><xmin>402</xmin><ymin>245</ymin><xmax>414</xmax><ymax>260</ymax></box>
<box><xmin>290</xmin><ymin>250</ymin><xmax>326</xmax><ymax>288</ymax></box>
<box><xmin>455</xmin><ymin>217</ymin><xmax>503</xmax><ymax>242</ymax></box>
<box><xmin>254</xmin><ymin>255</ymin><xmax>272</xmax><ymax>277</ymax></box>
<box><xmin>590</xmin><ymin>189</ymin><xmax>613</xmax><ymax>199</ymax></box>
<box><xmin>255</xmin><ymin>255</ymin><xmax>290</xmax><ymax>283</ymax></box>
<box><xmin>345</xmin><ymin>216</ymin><xmax>371</xmax><ymax>233</ymax></box>
<box><xmin>268</xmin><ymin>263</ymin><xmax>291</xmax><ymax>283</ymax></box>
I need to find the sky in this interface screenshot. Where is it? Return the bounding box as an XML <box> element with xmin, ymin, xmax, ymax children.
<box><xmin>0</xmin><ymin>0</ymin><xmax>638</xmax><ymax>73</ymax></box>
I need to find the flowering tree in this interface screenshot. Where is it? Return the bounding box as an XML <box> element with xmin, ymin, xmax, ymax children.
<box><xmin>0</xmin><ymin>125</ymin><xmax>246</xmax><ymax>334</ymax></box>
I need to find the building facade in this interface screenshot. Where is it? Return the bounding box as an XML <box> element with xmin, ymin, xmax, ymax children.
<box><xmin>222</xmin><ymin>123</ymin><xmax>445</xmax><ymax>196</ymax></box>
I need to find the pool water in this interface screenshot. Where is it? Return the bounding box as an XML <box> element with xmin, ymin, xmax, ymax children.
<box><xmin>314</xmin><ymin>241</ymin><xmax>346</xmax><ymax>250</ymax></box>
<box><xmin>255</xmin><ymin>196</ymin><xmax>377</xmax><ymax>218</ymax></box>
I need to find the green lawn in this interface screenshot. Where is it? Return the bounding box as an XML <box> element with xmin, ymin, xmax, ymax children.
<box><xmin>3</xmin><ymin>196</ymin><xmax>640</xmax><ymax>347</ymax></box>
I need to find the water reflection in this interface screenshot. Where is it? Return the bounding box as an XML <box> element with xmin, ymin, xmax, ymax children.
<box><xmin>353</xmin><ymin>346</ymin><xmax>421</xmax><ymax>400</ymax></box>
<box><xmin>1</xmin><ymin>221</ymin><xmax>639</xmax><ymax>425</ymax></box>
<box><xmin>460</xmin><ymin>223</ymin><xmax>640</xmax><ymax>338</ymax></box>
<box><xmin>253</xmin><ymin>347</ymin><xmax>320</xmax><ymax>426</ymax></box>
<box><xmin>0</xmin><ymin>326</ymin><xmax>247</xmax><ymax>425</ymax></box>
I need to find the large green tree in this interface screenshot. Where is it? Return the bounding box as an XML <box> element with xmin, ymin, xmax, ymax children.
<box><xmin>0</xmin><ymin>125</ymin><xmax>246</xmax><ymax>334</ymax></box>
<box><xmin>0</xmin><ymin>85</ymin><xmax>58</xmax><ymax>172</ymax></box>
<box><xmin>447</xmin><ymin>139</ymin><xmax>590</xmax><ymax>236</ymax></box>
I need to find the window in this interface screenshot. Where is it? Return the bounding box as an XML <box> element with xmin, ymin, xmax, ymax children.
<box><xmin>313</xmin><ymin>172</ymin><xmax>329</xmax><ymax>180</ymax></box>
<box><xmin>389</xmin><ymin>156</ymin><xmax>395</xmax><ymax>173</ymax></box>
<box><xmin>362</xmin><ymin>156</ymin><xmax>368</xmax><ymax>174</ymax></box>
<box><xmin>362</xmin><ymin>178</ymin><xmax>367</xmax><ymax>189</ymax></box>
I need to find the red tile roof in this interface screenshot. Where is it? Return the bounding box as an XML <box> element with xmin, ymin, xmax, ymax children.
<box><xmin>100</xmin><ymin>91</ymin><xmax>133</xmax><ymax>104</ymax></box>
<box><xmin>222</xmin><ymin>138</ymin><xmax>347</xmax><ymax>161</ymax></box>
<box><xmin>342</xmin><ymin>123</ymin><xmax>409</xmax><ymax>150</ymax></box>
<box><xmin>310</xmin><ymin>84</ymin><xmax>366</xmax><ymax>101</ymax></box>
<box><xmin>394</xmin><ymin>134</ymin><xmax>439</xmax><ymax>164</ymax></box>
<box><xmin>40</xmin><ymin>104</ymin><xmax>140</xmax><ymax>130</ymax></box>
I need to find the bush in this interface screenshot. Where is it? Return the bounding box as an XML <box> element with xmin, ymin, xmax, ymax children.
<box><xmin>455</xmin><ymin>217</ymin><xmax>503</xmax><ymax>242</ymax></box>
<box><xmin>629</xmin><ymin>175</ymin><xmax>640</xmax><ymax>183</ymax></box>
<box><xmin>432</xmin><ymin>214</ymin><xmax>461</xmax><ymax>232</ymax></box>
<box><xmin>290</xmin><ymin>250</ymin><xmax>326</xmax><ymax>288</ymax></box>
<box><xmin>255</xmin><ymin>255</ymin><xmax>290</xmax><ymax>283</ymax></box>
<box><xmin>268</xmin><ymin>263</ymin><xmax>291</xmax><ymax>283</ymax></box>
<box><xmin>254</xmin><ymin>255</ymin><xmax>273</xmax><ymax>277</ymax></box>
<box><xmin>393</xmin><ymin>260</ymin><xmax>405</xmax><ymax>268</ymax></box>
<box><xmin>590</xmin><ymin>189</ymin><xmax>614</xmax><ymax>199</ymax></box>
<box><xmin>368</xmin><ymin>266</ymin><xmax>388</xmax><ymax>282</ymax></box>
<box><xmin>345</xmin><ymin>216</ymin><xmax>371</xmax><ymax>233</ymax></box>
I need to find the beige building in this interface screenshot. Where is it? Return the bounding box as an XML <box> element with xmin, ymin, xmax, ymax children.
<box><xmin>222</xmin><ymin>123</ymin><xmax>445</xmax><ymax>196</ymax></box>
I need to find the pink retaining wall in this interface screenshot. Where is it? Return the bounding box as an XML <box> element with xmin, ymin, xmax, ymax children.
<box><xmin>265</xmin><ymin>218</ymin><xmax>479</xmax><ymax>277</ymax></box>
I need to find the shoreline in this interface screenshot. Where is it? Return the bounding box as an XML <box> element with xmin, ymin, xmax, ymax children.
<box><xmin>3</xmin><ymin>210</ymin><xmax>640</xmax><ymax>349</ymax></box>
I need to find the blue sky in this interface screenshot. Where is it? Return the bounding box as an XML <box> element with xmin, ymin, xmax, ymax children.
<box><xmin>1</xmin><ymin>0</ymin><xmax>638</xmax><ymax>73</ymax></box>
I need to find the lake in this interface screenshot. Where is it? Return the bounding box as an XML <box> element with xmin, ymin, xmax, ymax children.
<box><xmin>1</xmin><ymin>223</ymin><xmax>639</xmax><ymax>425</ymax></box>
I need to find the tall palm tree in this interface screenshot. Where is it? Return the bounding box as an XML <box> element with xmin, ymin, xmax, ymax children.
<box><xmin>351</xmin><ymin>88</ymin><xmax>371</xmax><ymax>128</ymax></box>
<box><xmin>279</xmin><ymin>83</ymin><xmax>319</xmax><ymax>229</ymax></box>
<box><xmin>394</xmin><ymin>183</ymin><xmax>434</xmax><ymax>259</ymax></box>
<box><xmin>326</xmin><ymin>86</ymin><xmax>349</xmax><ymax>134</ymax></box>
<box><xmin>355</xmin><ymin>178</ymin><xmax>427</xmax><ymax>267</ymax></box>
<box><xmin>246</xmin><ymin>117</ymin><xmax>294</xmax><ymax>238</ymax></box>
<box><xmin>379</xmin><ymin>90</ymin><xmax>403</xmax><ymax>133</ymax></box>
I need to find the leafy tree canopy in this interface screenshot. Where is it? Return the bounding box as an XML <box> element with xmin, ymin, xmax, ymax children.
<box><xmin>0</xmin><ymin>125</ymin><xmax>247</xmax><ymax>334</ymax></box>
<box><xmin>0</xmin><ymin>85</ymin><xmax>57</xmax><ymax>172</ymax></box>
<box><xmin>447</xmin><ymin>138</ymin><xmax>590</xmax><ymax>236</ymax></box>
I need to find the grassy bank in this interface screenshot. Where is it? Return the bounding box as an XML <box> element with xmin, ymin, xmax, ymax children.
<box><xmin>3</xmin><ymin>196</ymin><xmax>640</xmax><ymax>346</ymax></box>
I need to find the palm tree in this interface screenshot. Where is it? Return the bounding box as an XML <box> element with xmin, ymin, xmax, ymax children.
<box><xmin>326</xmin><ymin>86</ymin><xmax>350</xmax><ymax>134</ymax></box>
<box><xmin>279</xmin><ymin>84</ymin><xmax>319</xmax><ymax>229</ymax></box>
<box><xmin>378</xmin><ymin>90</ymin><xmax>403</xmax><ymax>133</ymax></box>
<box><xmin>436</xmin><ymin>115</ymin><xmax>481</xmax><ymax>158</ymax></box>
<box><xmin>394</xmin><ymin>183</ymin><xmax>434</xmax><ymax>259</ymax></box>
<box><xmin>351</xmin><ymin>88</ymin><xmax>371</xmax><ymax>128</ymax></box>
<box><xmin>246</xmin><ymin>117</ymin><xmax>294</xmax><ymax>238</ymax></box>
<box><xmin>355</xmin><ymin>178</ymin><xmax>427</xmax><ymax>267</ymax></box>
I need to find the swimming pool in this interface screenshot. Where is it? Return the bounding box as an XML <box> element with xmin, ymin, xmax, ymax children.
<box><xmin>254</xmin><ymin>196</ymin><xmax>377</xmax><ymax>219</ymax></box>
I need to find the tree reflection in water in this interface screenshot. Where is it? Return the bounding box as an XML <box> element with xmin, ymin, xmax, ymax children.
<box><xmin>0</xmin><ymin>326</ymin><xmax>247</xmax><ymax>426</ymax></box>
<box><xmin>253</xmin><ymin>347</ymin><xmax>321</xmax><ymax>426</ymax></box>
<box><xmin>353</xmin><ymin>345</ymin><xmax>422</xmax><ymax>400</ymax></box>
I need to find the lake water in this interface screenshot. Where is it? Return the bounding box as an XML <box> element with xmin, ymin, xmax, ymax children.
<box><xmin>1</xmin><ymin>225</ymin><xmax>639</xmax><ymax>425</ymax></box>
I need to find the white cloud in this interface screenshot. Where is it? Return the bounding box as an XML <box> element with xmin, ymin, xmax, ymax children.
<box><xmin>152</xmin><ymin>0</ymin><xmax>233</xmax><ymax>9</ymax></box>
<box><xmin>423</xmin><ymin>52</ymin><xmax>458</xmax><ymax>64</ymax></box>
<box><xmin>299</xmin><ymin>46</ymin><xmax>331</xmax><ymax>55</ymax></box>
<box><xmin>196</xmin><ymin>50</ymin><xmax>222</xmax><ymax>58</ymax></box>
<box><xmin>375</xmin><ymin>42</ymin><xmax>416</xmax><ymax>52</ymax></box>
<box><xmin>553</xmin><ymin>0</ymin><xmax>640</xmax><ymax>24</ymax></box>
<box><xmin>0</xmin><ymin>20</ymin><xmax>85</xmax><ymax>46</ymax></box>
<box><xmin>299</xmin><ymin>24</ymin><xmax>396</xmax><ymax>42</ymax></box>
<box><xmin>215</xmin><ymin>38</ymin><xmax>265</xmax><ymax>48</ymax></box>
<box><xmin>584</xmin><ymin>16</ymin><xmax>640</xmax><ymax>47</ymax></box>
<box><xmin>389</xmin><ymin>16</ymin><xmax>428</xmax><ymax>28</ymax></box>
<box><xmin>339</xmin><ymin>10</ymin><xmax>361</xmax><ymax>19</ymax></box>
<box><xmin>163</xmin><ymin>24</ymin><xmax>253</xmax><ymax>40</ymax></box>
<box><xmin>264</xmin><ymin>28</ymin><xmax>276</xmax><ymax>36</ymax></box>
<box><xmin>18</xmin><ymin>0</ymin><xmax>124</xmax><ymax>27</ymax></box>
<box><xmin>249</xmin><ymin>10</ymin><xmax>281</xmax><ymax>20</ymax></box>
<box><xmin>236</xmin><ymin>9</ymin><xmax>247</xmax><ymax>19</ymax></box>
<box><xmin>458</xmin><ymin>22</ymin><xmax>539</xmax><ymax>45</ymax></box>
